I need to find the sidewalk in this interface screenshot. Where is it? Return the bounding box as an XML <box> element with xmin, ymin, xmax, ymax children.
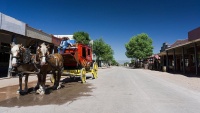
<box><xmin>0</xmin><ymin>74</ymin><xmax>52</xmax><ymax>89</ymax></box>
<box><xmin>143</xmin><ymin>69</ymin><xmax>200</xmax><ymax>92</ymax></box>
<box><xmin>0</xmin><ymin>75</ymin><xmax>36</xmax><ymax>88</ymax></box>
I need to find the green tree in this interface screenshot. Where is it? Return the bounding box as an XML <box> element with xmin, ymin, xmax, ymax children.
<box><xmin>125</xmin><ymin>33</ymin><xmax>153</xmax><ymax>60</ymax></box>
<box><xmin>111</xmin><ymin>59</ymin><xmax>119</xmax><ymax>66</ymax></box>
<box><xmin>124</xmin><ymin>62</ymin><xmax>129</xmax><ymax>66</ymax></box>
<box><xmin>93</xmin><ymin>38</ymin><xmax>114</xmax><ymax>66</ymax></box>
<box><xmin>93</xmin><ymin>38</ymin><xmax>106</xmax><ymax>60</ymax></box>
<box><xmin>102</xmin><ymin>44</ymin><xmax>114</xmax><ymax>62</ymax></box>
<box><xmin>73</xmin><ymin>31</ymin><xmax>91</xmax><ymax>45</ymax></box>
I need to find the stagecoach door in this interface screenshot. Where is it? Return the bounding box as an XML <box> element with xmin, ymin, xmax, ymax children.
<box><xmin>82</xmin><ymin>47</ymin><xmax>86</xmax><ymax>58</ymax></box>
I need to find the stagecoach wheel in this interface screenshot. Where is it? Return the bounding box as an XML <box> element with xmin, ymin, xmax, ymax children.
<box><xmin>92</xmin><ymin>62</ymin><xmax>98</xmax><ymax>79</ymax></box>
<box><xmin>80</xmin><ymin>68</ymin><xmax>86</xmax><ymax>83</ymax></box>
<box><xmin>50</xmin><ymin>74</ymin><xmax>55</xmax><ymax>83</ymax></box>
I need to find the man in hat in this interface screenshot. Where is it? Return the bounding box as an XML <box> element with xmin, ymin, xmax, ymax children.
<box><xmin>57</xmin><ymin>37</ymin><xmax>72</xmax><ymax>54</ymax></box>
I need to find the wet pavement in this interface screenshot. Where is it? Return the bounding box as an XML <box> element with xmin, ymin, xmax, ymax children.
<box><xmin>0</xmin><ymin>77</ymin><xmax>93</xmax><ymax>107</ymax></box>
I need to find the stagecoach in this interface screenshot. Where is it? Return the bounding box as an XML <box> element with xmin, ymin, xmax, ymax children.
<box><xmin>52</xmin><ymin>43</ymin><xmax>98</xmax><ymax>83</ymax></box>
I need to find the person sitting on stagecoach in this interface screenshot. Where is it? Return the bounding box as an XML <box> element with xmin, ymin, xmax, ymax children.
<box><xmin>57</xmin><ymin>37</ymin><xmax>72</xmax><ymax>54</ymax></box>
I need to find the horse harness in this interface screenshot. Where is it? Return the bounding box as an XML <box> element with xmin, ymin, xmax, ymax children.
<box><xmin>11</xmin><ymin>48</ymin><xmax>40</xmax><ymax>76</ymax></box>
<box><xmin>12</xmin><ymin>48</ymin><xmax>32</xmax><ymax>65</ymax></box>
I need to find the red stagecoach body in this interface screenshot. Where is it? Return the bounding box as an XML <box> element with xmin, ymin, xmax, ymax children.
<box><xmin>62</xmin><ymin>43</ymin><xmax>93</xmax><ymax>71</ymax></box>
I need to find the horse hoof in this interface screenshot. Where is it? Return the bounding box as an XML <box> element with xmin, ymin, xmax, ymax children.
<box><xmin>52</xmin><ymin>86</ymin><xmax>57</xmax><ymax>90</ymax></box>
<box><xmin>32</xmin><ymin>89</ymin><xmax>36</xmax><ymax>92</ymax></box>
<box><xmin>24</xmin><ymin>89</ymin><xmax>28</xmax><ymax>93</ymax></box>
<box><xmin>36</xmin><ymin>89</ymin><xmax>41</xmax><ymax>94</ymax></box>
<box><xmin>16</xmin><ymin>90</ymin><xmax>20</xmax><ymax>94</ymax></box>
<box><xmin>36</xmin><ymin>88</ymin><xmax>45</xmax><ymax>95</ymax></box>
<box><xmin>57</xmin><ymin>85</ymin><xmax>61</xmax><ymax>90</ymax></box>
<box><xmin>39</xmin><ymin>91</ymin><xmax>45</xmax><ymax>95</ymax></box>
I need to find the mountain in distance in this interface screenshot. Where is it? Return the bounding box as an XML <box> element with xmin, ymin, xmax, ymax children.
<box><xmin>116</xmin><ymin>59</ymin><xmax>130</xmax><ymax>64</ymax></box>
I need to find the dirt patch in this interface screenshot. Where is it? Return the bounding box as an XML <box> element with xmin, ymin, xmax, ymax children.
<box><xmin>0</xmin><ymin>78</ymin><xmax>93</xmax><ymax>107</ymax></box>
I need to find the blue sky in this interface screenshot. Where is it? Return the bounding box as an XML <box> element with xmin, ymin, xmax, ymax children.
<box><xmin>0</xmin><ymin>0</ymin><xmax>200</xmax><ymax>62</ymax></box>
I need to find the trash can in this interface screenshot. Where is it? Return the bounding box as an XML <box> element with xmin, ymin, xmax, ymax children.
<box><xmin>162</xmin><ymin>66</ymin><xmax>166</xmax><ymax>72</ymax></box>
<box><xmin>144</xmin><ymin>64</ymin><xmax>148</xmax><ymax>69</ymax></box>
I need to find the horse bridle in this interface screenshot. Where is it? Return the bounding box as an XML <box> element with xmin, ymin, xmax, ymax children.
<box><xmin>11</xmin><ymin>49</ymin><xmax>23</xmax><ymax>65</ymax></box>
<box><xmin>39</xmin><ymin>55</ymin><xmax>46</xmax><ymax>59</ymax></box>
<box><xmin>36</xmin><ymin>47</ymin><xmax>50</xmax><ymax>65</ymax></box>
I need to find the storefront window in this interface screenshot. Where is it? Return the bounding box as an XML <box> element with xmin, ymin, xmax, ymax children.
<box><xmin>1</xmin><ymin>43</ymin><xmax>10</xmax><ymax>52</ymax></box>
<box><xmin>185</xmin><ymin>59</ymin><xmax>189</xmax><ymax>67</ymax></box>
<box><xmin>172</xmin><ymin>60</ymin><xmax>174</xmax><ymax>66</ymax></box>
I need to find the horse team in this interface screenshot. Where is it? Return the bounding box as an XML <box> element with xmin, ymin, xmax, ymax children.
<box><xmin>10</xmin><ymin>43</ymin><xmax>63</xmax><ymax>95</ymax></box>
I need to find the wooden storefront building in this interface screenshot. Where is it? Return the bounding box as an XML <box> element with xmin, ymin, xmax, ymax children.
<box><xmin>0</xmin><ymin>12</ymin><xmax>53</xmax><ymax>77</ymax></box>
<box><xmin>158</xmin><ymin>27</ymin><xmax>200</xmax><ymax>76</ymax></box>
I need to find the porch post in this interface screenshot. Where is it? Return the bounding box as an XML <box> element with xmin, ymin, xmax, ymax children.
<box><xmin>166</xmin><ymin>50</ymin><xmax>169</xmax><ymax>72</ymax></box>
<box><xmin>182</xmin><ymin>47</ymin><xmax>185</xmax><ymax>74</ymax></box>
<box><xmin>173</xmin><ymin>49</ymin><xmax>176</xmax><ymax>72</ymax></box>
<box><xmin>194</xmin><ymin>43</ymin><xmax>198</xmax><ymax>75</ymax></box>
<box><xmin>35</xmin><ymin>40</ymin><xmax>38</xmax><ymax>53</ymax></box>
<box><xmin>52</xmin><ymin>44</ymin><xmax>55</xmax><ymax>54</ymax></box>
<box><xmin>161</xmin><ymin>55</ymin><xmax>163</xmax><ymax>71</ymax></box>
<box><xmin>8</xmin><ymin>34</ymin><xmax>16</xmax><ymax>77</ymax></box>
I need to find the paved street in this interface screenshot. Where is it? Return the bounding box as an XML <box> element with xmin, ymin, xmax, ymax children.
<box><xmin>1</xmin><ymin>66</ymin><xmax>200</xmax><ymax>113</ymax></box>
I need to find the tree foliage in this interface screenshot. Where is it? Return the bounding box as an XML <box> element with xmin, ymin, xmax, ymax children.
<box><xmin>102</xmin><ymin>44</ymin><xmax>114</xmax><ymax>61</ymax></box>
<box><xmin>93</xmin><ymin>38</ymin><xmax>105</xmax><ymax>60</ymax></box>
<box><xmin>73</xmin><ymin>31</ymin><xmax>91</xmax><ymax>45</ymax></box>
<box><xmin>93</xmin><ymin>38</ymin><xmax>114</xmax><ymax>62</ymax></box>
<box><xmin>111</xmin><ymin>59</ymin><xmax>119</xmax><ymax>66</ymax></box>
<box><xmin>125</xmin><ymin>33</ymin><xmax>153</xmax><ymax>60</ymax></box>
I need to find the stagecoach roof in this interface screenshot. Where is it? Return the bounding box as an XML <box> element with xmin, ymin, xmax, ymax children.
<box><xmin>53</xmin><ymin>35</ymin><xmax>73</xmax><ymax>39</ymax></box>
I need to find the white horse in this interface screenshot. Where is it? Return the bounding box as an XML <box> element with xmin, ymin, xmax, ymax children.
<box><xmin>11</xmin><ymin>43</ymin><xmax>39</xmax><ymax>94</ymax></box>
